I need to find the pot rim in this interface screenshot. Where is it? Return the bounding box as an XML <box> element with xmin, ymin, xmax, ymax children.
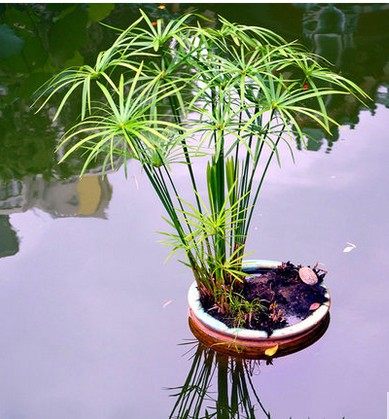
<box><xmin>188</xmin><ymin>259</ymin><xmax>331</xmax><ymax>341</ymax></box>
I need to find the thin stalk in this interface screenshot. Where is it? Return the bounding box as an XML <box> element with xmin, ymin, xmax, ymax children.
<box><xmin>244</xmin><ymin>363</ymin><xmax>271</xmax><ymax>419</ymax></box>
<box><xmin>216</xmin><ymin>355</ymin><xmax>229</xmax><ymax>419</ymax></box>
<box><xmin>192</xmin><ymin>352</ymin><xmax>216</xmax><ymax>418</ymax></box>
<box><xmin>134</xmin><ymin>139</ymin><xmax>197</xmax><ymax>266</ymax></box>
<box><xmin>235</xmin><ymin>362</ymin><xmax>255</xmax><ymax>418</ymax></box>
<box><xmin>230</xmin><ymin>110</ymin><xmax>243</xmax><ymax>256</ymax></box>
<box><xmin>238</xmin><ymin>109</ymin><xmax>275</xmax><ymax>242</ymax></box>
<box><xmin>169</xmin><ymin>345</ymin><xmax>208</xmax><ymax>418</ymax></box>
<box><xmin>244</xmin><ymin>125</ymin><xmax>284</xmax><ymax>238</ymax></box>
<box><xmin>169</xmin><ymin>94</ymin><xmax>213</xmax><ymax>257</ymax></box>
<box><xmin>169</xmin><ymin>95</ymin><xmax>204</xmax><ymax>214</ymax></box>
<box><xmin>184</xmin><ymin>349</ymin><xmax>216</xmax><ymax>417</ymax></box>
<box><xmin>169</xmin><ymin>345</ymin><xmax>203</xmax><ymax>419</ymax></box>
<box><xmin>160</xmin><ymin>49</ymin><xmax>205</xmax><ymax>217</ymax></box>
<box><xmin>160</xmin><ymin>164</ymin><xmax>195</xmax><ymax>235</ymax></box>
<box><xmin>235</xmin><ymin>105</ymin><xmax>257</xmax><ymax>252</ymax></box>
<box><xmin>229</xmin><ymin>361</ymin><xmax>240</xmax><ymax>417</ymax></box>
<box><xmin>211</xmin><ymin>86</ymin><xmax>226</xmax><ymax>283</ymax></box>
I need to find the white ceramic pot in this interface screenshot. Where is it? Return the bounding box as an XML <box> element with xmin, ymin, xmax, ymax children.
<box><xmin>188</xmin><ymin>259</ymin><xmax>331</xmax><ymax>358</ymax></box>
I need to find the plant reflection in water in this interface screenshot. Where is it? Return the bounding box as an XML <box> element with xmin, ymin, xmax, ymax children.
<box><xmin>168</xmin><ymin>313</ymin><xmax>330</xmax><ymax>418</ymax></box>
<box><xmin>168</xmin><ymin>340</ymin><xmax>271</xmax><ymax>419</ymax></box>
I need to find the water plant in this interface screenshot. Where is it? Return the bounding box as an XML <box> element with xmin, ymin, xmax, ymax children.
<box><xmin>35</xmin><ymin>11</ymin><xmax>367</xmax><ymax>327</ymax></box>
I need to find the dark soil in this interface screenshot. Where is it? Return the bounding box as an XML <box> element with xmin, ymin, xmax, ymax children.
<box><xmin>200</xmin><ymin>261</ymin><xmax>328</xmax><ymax>335</ymax></box>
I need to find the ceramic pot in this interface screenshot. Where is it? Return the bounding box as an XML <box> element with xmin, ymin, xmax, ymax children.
<box><xmin>188</xmin><ymin>259</ymin><xmax>331</xmax><ymax>358</ymax></box>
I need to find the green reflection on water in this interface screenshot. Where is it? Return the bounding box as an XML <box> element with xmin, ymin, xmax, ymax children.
<box><xmin>0</xmin><ymin>214</ymin><xmax>18</xmax><ymax>258</ymax></box>
<box><xmin>1</xmin><ymin>3</ymin><xmax>388</xmax><ymax>181</ymax></box>
<box><xmin>0</xmin><ymin>3</ymin><xmax>388</xmax><ymax>255</ymax></box>
<box><xmin>0</xmin><ymin>4</ymin><xmax>118</xmax><ymax>241</ymax></box>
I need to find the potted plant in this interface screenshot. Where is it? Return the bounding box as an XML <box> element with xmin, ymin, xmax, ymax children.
<box><xmin>35</xmin><ymin>11</ymin><xmax>367</xmax><ymax>356</ymax></box>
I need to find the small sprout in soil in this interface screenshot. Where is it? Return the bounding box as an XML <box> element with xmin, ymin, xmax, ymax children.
<box><xmin>228</xmin><ymin>293</ymin><xmax>268</xmax><ymax>329</ymax></box>
<box><xmin>201</xmin><ymin>261</ymin><xmax>329</xmax><ymax>335</ymax></box>
<box><xmin>269</xmin><ymin>302</ymin><xmax>285</xmax><ymax>323</ymax></box>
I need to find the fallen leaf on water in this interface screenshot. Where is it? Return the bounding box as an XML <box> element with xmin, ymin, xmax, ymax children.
<box><xmin>162</xmin><ymin>300</ymin><xmax>173</xmax><ymax>308</ymax></box>
<box><xmin>343</xmin><ymin>242</ymin><xmax>356</xmax><ymax>253</ymax></box>
<box><xmin>309</xmin><ymin>302</ymin><xmax>321</xmax><ymax>311</ymax></box>
<box><xmin>299</xmin><ymin>266</ymin><xmax>318</xmax><ymax>285</ymax></box>
<box><xmin>264</xmin><ymin>344</ymin><xmax>278</xmax><ymax>357</ymax></box>
<box><xmin>132</xmin><ymin>175</ymin><xmax>139</xmax><ymax>190</ymax></box>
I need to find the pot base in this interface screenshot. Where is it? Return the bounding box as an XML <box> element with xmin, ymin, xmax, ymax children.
<box><xmin>188</xmin><ymin>309</ymin><xmax>330</xmax><ymax>359</ymax></box>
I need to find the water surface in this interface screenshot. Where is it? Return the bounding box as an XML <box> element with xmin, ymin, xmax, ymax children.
<box><xmin>1</xmin><ymin>4</ymin><xmax>389</xmax><ymax>418</ymax></box>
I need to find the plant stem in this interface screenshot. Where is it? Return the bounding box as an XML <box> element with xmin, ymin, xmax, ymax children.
<box><xmin>244</xmin><ymin>124</ymin><xmax>284</xmax><ymax>238</ymax></box>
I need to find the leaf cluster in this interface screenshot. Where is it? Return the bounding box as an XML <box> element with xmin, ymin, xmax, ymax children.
<box><xmin>34</xmin><ymin>10</ymin><xmax>368</xmax><ymax>315</ymax></box>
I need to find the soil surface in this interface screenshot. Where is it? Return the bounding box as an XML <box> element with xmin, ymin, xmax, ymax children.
<box><xmin>201</xmin><ymin>262</ymin><xmax>328</xmax><ymax>335</ymax></box>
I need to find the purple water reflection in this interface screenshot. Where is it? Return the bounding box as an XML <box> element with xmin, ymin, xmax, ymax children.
<box><xmin>0</xmin><ymin>106</ymin><xmax>388</xmax><ymax>418</ymax></box>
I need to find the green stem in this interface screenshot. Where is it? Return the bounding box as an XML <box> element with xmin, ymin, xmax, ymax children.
<box><xmin>244</xmin><ymin>362</ymin><xmax>271</xmax><ymax>418</ymax></box>
<box><xmin>211</xmin><ymin>87</ymin><xmax>226</xmax><ymax>282</ymax></box>
<box><xmin>244</xmin><ymin>126</ymin><xmax>283</xmax><ymax>238</ymax></box>
<box><xmin>169</xmin><ymin>94</ymin><xmax>213</xmax><ymax>258</ymax></box>
<box><xmin>134</xmin><ymin>139</ymin><xmax>197</xmax><ymax>267</ymax></box>
<box><xmin>216</xmin><ymin>355</ymin><xmax>229</xmax><ymax>419</ymax></box>
<box><xmin>239</xmin><ymin>110</ymin><xmax>275</xmax><ymax>242</ymax></box>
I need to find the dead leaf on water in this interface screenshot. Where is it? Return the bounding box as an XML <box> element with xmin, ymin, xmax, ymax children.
<box><xmin>264</xmin><ymin>344</ymin><xmax>279</xmax><ymax>357</ymax></box>
<box><xmin>132</xmin><ymin>175</ymin><xmax>139</xmax><ymax>190</ymax></box>
<box><xmin>299</xmin><ymin>266</ymin><xmax>318</xmax><ymax>285</ymax></box>
<box><xmin>162</xmin><ymin>300</ymin><xmax>173</xmax><ymax>308</ymax></box>
<box><xmin>343</xmin><ymin>242</ymin><xmax>356</xmax><ymax>253</ymax></box>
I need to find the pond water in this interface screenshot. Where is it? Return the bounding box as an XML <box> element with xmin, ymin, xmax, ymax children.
<box><xmin>1</xmin><ymin>4</ymin><xmax>389</xmax><ymax>418</ymax></box>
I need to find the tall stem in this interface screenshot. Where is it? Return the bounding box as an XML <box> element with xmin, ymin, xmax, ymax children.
<box><xmin>216</xmin><ymin>355</ymin><xmax>229</xmax><ymax>419</ymax></box>
<box><xmin>134</xmin><ymin>138</ymin><xmax>198</xmax><ymax>268</ymax></box>
<box><xmin>244</xmin><ymin>125</ymin><xmax>284</xmax><ymax>237</ymax></box>
<box><xmin>169</xmin><ymin>95</ymin><xmax>203</xmax><ymax>212</ymax></box>
<box><xmin>168</xmin><ymin>95</ymin><xmax>213</xmax><ymax>258</ymax></box>
<box><xmin>211</xmin><ymin>86</ymin><xmax>226</xmax><ymax>282</ymax></box>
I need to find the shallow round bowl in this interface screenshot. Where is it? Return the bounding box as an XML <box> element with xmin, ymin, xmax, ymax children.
<box><xmin>188</xmin><ymin>259</ymin><xmax>331</xmax><ymax>358</ymax></box>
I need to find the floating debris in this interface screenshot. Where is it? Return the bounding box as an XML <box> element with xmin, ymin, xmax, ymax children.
<box><xmin>264</xmin><ymin>344</ymin><xmax>279</xmax><ymax>357</ymax></box>
<box><xmin>132</xmin><ymin>175</ymin><xmax>139</xmax><ymax>190</ymax></box>
<box><xmin>162</xmin><ymin>300</ymin><xmax>173</xmax><ymax>308</ymax></box>
<box><xmin>343</xmin><ymin>242</ymin><xmax>356</xmax><ymax>253</ymax></box>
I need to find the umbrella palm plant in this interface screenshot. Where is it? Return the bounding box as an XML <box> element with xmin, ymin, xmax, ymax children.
<box><xmin>35</xmin><ymin>11</ymin><xmax>367</xmax><ymax>325</ymax></box>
